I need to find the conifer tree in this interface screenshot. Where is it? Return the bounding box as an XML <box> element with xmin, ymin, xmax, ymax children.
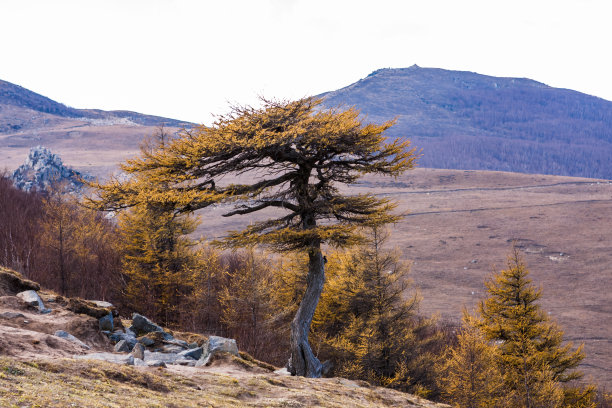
<box><xmin>478</xmin><ymin>248</ymin><xmax>586</xmax><ymax>408</ymax></box>
<box><xmin>312</xmin><ymin>226</ymin><xmax>443</xmax><ymax>396</ymax></box>
<box><xmin>436</xmin><ymin>312</ymin><xmax>506</xmax><ymax>408</ymax></box>
<box><xmin>92</xmin><ymin>97</ymin><xmax>416</xmax><ymax>377</ymax></box>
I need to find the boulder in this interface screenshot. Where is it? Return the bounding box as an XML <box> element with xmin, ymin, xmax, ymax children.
<box><xmin>16</xmin><ymin>290</ymin><xmax>49</xmax><ymax>313</ymax></box>
<box><xmin>99</xmin><ymin>313</ymin><xmax>113</xmax><ymax>331</ymax></box>
<box><xmin>146</xmin><ymin>360</ymin><xmax>166</xmax><ymax>368</ymax></box>
<box><xmin>143</xmin><ymin>351</ymin><xmax>181</xmax><ymax>364</ymax></box>
<box><xmin>137</xmin><ymin>336</ymin><xmax>155</xmax><ymax>347</ymax></box>
<box><xmin>88</xmin><ymin>300</ymin><xmax>113</xmax><ymax>308</ymax></box>
<box><xmin>0</xmin><ymin>311</ymin><xmax>26</xmax><ymax>319</ymax></box>
<box><xmin>130</xmin><ymin>313</ymin><xmax>168</xmax><ymax>337</ymax></box>
<box><xmin>54</xmin><ymin>330</ymin><xmax>90</xmax><ymax>350</ymax></box>
<box><xmin>178</xmin><ymin>347</ymin><xmax>203</xmax><ymax>361</ymax></box>
<box><xmin>109</xmin><ymin>331</ymin><xmax>137</xmax><ymax>349</ymax></box>
<box><xmin>131</xmin><ymin>343</ymin><xmax>145</xmax><ymax>360</ymax></box>
<box><xmin>208</xmin><ymin>335</ymin><xmax>238</xmax><ymax>356</ymax></box>
<box><xmin>67</xmin><ymin>298</ymin><xmax>113</xmax><ymax>319</ymax></box>
<box><xmin>114</xmin><ymin>339</ymin><xmax>132</xmax><ymax>352</ymax></box>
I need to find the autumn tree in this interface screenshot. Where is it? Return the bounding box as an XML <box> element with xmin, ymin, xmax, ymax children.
<box><xmin>92</xmin><ymin>97</ymin><xmax>416</xmax><ymax>377</ymax></box>
<box><xmin>478</xmin><ymin>248</ymin><xmax>590</xmax><ymax>408</ymax></box>
<box><xmin>312</xmin><ymin>226</ymin><xmax>443</xmax><ymax>396</ymax></box>
<box><xmin>436</xmin><ymin>312</ymin><xmax>506</xmax><ymax>408</ymax></box>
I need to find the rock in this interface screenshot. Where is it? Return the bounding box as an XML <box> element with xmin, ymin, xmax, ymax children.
<box><xmin>131</xmin><ymin>343</ymin><xmax>145</xmax><ymax>360</ymax></box>
<box><xmin>74</xmin><ymin>353</ymin><xmax>135</xmax><ymax>365</ymax></box>
<box><xmin>130</xmin><ymin>313</ymin><xmax>167</xmax><ymax>336</ymax></box>
<box><xmin>143</xmin><ymin>351</ymin><xmax>180</xmax><ymax>364</ymax></box>
<box><xmin>208</xmin><ymin>335</ymin><xmax>239</xmax><ymax>356</ymax></box>
<box><xmin>133</xmin><ymin>358</ymin><xmax>146</xmax><ymax>367</ymax></box>
<box><xmin>0</xmin><ymin>311</ymin><xmax>26</xmax><ymax>319</ymax></box>
<box><xmin>188</xmin><ymin>342</ymin><xmax>199</xmax><ymax>349</ymax></box>
<box><xmin>161</xmin><ymin>344</ymin><xmax>184</xmax><ymax>354</ymax></box>
<box><xmin>99</xmin><ymin>313</ymin><xmax>113</xmax><ymax>331</ymax></box>
<box><xmin>16</xmin><ymin>290</ymin><xmax>46</xmax><ymax>312</ymax></box>
<box><xmin>195</xmin><ymin>336</ymin><xmax>239</xmax><ymax>367</ymax></box>
<box><xmin>174</xmin><ymin>359</ymin><xmax>197</xmax><ymax>367</ymax></box>
<box><xmin>88</xmin><ymin>300</ymin><xmax>113</xmax><ymax>308</ymax></box>
<box><xmin>177</xmin><ymin>347</ymin><xmax>203</xmax><ymax>361</ymax></box>
<box><xmin>54</xmin><ymin>330</ymin><xmax>90</xmax><ymax>350</ymax></box>
<box><xmin>67</xmin><ymin>298</ymin><xmax>112</xmax><ymax>319</ymax></box>
<box><xmin>146</xmin><ymin>360</ymin><xmax>166</xmax><ymax>368</ymax></box>
<box><xmin>137</xmin><ymin>336</ymin><xmax>155</xmax><ymax>347</ymax></box>
<box><xmin>114</xmin><ymin>339</ymin><xmax>132</xmax><ymax>352</ymax></box>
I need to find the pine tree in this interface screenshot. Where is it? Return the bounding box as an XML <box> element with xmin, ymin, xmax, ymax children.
<box><xmin>478</xmin><ymin>247</ymin><xmax>585</xmax><ymax>408</ymax></box>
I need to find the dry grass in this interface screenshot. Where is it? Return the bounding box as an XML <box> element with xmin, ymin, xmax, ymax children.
<box><xmin>0</xmin><ymin>356</ymin><xmax>448</xmax><ymax>407</ymax></box>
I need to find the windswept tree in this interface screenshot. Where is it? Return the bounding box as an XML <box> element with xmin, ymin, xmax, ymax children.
<box><xmin>92</xmin><ymin>97</ymin><xmax>416</xmax><ymax>377</ymax></box>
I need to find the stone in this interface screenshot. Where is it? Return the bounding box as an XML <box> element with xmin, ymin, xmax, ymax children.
<box><xmin>67</xmin><ymin>298</ymin><xmax>111</xmax><ymax>319</ymax></box>
<box><xmin>130</xmin><ymin>313</ymin><xmax>167</xmax><ymax>336</ymax></box>
<box><xmin>114</xmin><ymin>339</ymin><xmax>131</xmax><ymax>352</ymax></box>
<box><xmin>88</xmin><ymin>300</ymin><xmax>113</xmax><ymax>308</ymax></box>
<box><xmin>74</xmin><ymin>353</ymin><xmax>134</xmax><ymax>365</ymax></box>
<box><xmin>208</xmin><ymin>336</ymin><xmax>239</xmax><ymax>356</ymax></box>
<box><xmin>137</xmin><ymin>336</ymin><xmax>155</xmax><ymax>347</ymax></box>
<box><xmin>143</xmin><ymin>351</ymin><xmax>180</xmax><ymax>364</ymax></box>
<box><xmin>109</xmin><ymin>330</ymin><xmax>137</xmax><ymax>348</ymax></box>
<box><xmin>99</xmin><ymin>312</ymin><xmax>113</xmax><ymax>331</ymax></box>
<box><xmin>133</xmin><ymin>358</ymin><xmax>146</xmax><ymax>366</ymax></box>
<box><xmin>131</xmin><ymin>343</ymin><xmax>145</xmax><ymax>360</ymax></box>
<box><xmin>146</xmin><ymin>360</ymin><xmax>166</xmax><ymax>368</ymax></box>
<box><xmin>0</xmin><ymin>311</ymin><xmax>25</xmax><ymax>319</ymax></box>
<box><xmin>177</xmin><ymin>347</ymin><xmax>203</xmax><ymax>361</ymax></box>
<box><xmin>161</xmin><ymin>344</ymin><xmax>184</xmax><ymax>354</ymax></box>
<box><xmin>173</xmin><ymin>359</ymin><xmax>197</xmax><ymax>367</ymax></box>
<box><xmin>54</xmin><ymin>330</ymin><xmax>90</xmax><ymax>350</ymax></box>
<box><xmin>188</xmin><ymin>342</ymin><xmax>199</xmax><ymax>349</ymax></box>
<box><xmin>16</xmin><ymin>290</ymin><xmax>45</xmax><ymax>311</ymax></box>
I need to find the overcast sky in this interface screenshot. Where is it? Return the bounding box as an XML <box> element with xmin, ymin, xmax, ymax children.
<box><xmin>2</xmin><ymin>0</ymin><xmax>611</xmax><ymax>124</ymax></box>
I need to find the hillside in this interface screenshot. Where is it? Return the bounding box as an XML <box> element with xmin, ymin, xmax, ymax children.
<box><xmin>319</xmin><ymin>66</ymin><xmax>612</xmax><ymax>179</ymax></box>
<box><xmin>0</xmin><ymin>79</ymin><xmax>192</xmax><ymax>177</ymax></box>
<box><xmin>0</xmin><ymin>266</ymin><xmax>446</xmax><ymax>408</ymax></box>
<box><xmin>194</xmin><ymin>168</ymin><xmax>612</xmax><ymax>389</ymax></box>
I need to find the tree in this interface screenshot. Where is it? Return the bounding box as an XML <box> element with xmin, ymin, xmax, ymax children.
<box><xmin>312</xmin><ymin>226</ymin><xmax>442</xmax><ymax>396</ymax></box>
<box><xmin>92</xmin><ymin>97</ymin><xmax>416</xmax><ymax>377</ymax></box>
<box><xmin>436</xmin><ymin>312</ymin><xmax>506</xmax><ymax>408</ymax></box>
<box><xmin>478</xmin><ymin>248</ymin><xmax>586</xmax><ymax>408</ymax></box>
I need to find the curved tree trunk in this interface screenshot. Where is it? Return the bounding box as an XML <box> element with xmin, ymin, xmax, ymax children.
<box><xmin>287</xmin><ymin>243</ymin><xmax>327</xmax><ymax>377</ymax></box>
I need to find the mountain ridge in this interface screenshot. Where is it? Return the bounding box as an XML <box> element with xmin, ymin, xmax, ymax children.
<box><xmin>319</xmin><ymin>66</ymin><xmax>612</xmax><ymax>179</ymax></box>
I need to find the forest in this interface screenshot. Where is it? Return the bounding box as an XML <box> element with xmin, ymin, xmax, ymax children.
<box><xmin>1</xmin><ymin>97</ymin><xmax>610</xmax><ymax>407</ymax></box>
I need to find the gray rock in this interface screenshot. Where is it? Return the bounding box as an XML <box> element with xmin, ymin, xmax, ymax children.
<box><xmin>89</xmin><ymin>300</ymin><xmax>114</xmax><ymax>308</ymax></box>
<box><xmin>54</xmin><ymin>330</ymin><xmax>90</xmax><ymax>350</ymax></box>
<box><xmin>16</xmin><ymin>290</ymin><xmax>45</xmax><ymax>311</ymax></box>
<box><xmin>137</xmin><ymin>336</ymin><xmax>155</xmax><ymax>347</ymax></box>
<box><xmin>114</xmin><ymin>339</ymin><xmax>131</xmax><ymax>352</ymax></box>
<box><xmin>146</xmin><ymin>360</ymin><xmax>166</xmax><ymax>368</ymax></box>
<box><xmin>74</xmin><ymin>352</ymin><xmax>134</xmax><ymax>365</ymax></box>
<box><xmin>0</xmin><ymin>311</ymin><xmax>26</xmax><ymax>319</ymax></box>
<box><xmin>99</xmin><ymin>313</ymin><xmax>113</xmax><ymax>331</ymax></box>
<box><xmin>173</xmin><ymin>359</ymin><xmax>197</xmax><ymax>367</ymax></box>
<box><xmin>133</xmin><ymin>358</ymin><xmax>146</xmax><ymax>367</ymax></box>
<box><xmin>143</xmin><ymin>351</ymin><xmax>180</xmax><ymax>364</ymax></box>
<box><xmin>130</xmin><ymin>313</ymin><xmax>167</xmax><ymax>337</ymax></box>
<box><xmin>178</xmin><ymin>347</ymin><xmax>203</xmax><ymax>361</ymax></box>
<box><xmin>109</xmin><ymin>331</ymin><xmax>137</xmax><ymax>348</ymax></box>
<box><xmin>208</xmin><ymin>336</ymin><xmax>239</xmax><ymax>356</ymax></box>
<box><xmin>161</xmin><ymin>344</ymin><xmax>184</xmax><ymax>354</ymax></box>
<box><xmin>131</xmin><ymin>343</ymin><xmax>145</xmax><ymax>360</ymax></box>
<box><xmin>188</xmin><ymin>342</ymin><xmax>199</xmax><ymax>349</ymax></box>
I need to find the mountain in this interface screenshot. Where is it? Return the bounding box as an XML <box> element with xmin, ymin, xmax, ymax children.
<box><xmin>0</xmin><ymin>79</ymin><xmax>193</xmax><ymax>178</ymax></box>
<box><xmin>11</xmin><ymin>146</ymin><xmax>92</xmax><ymax>193</ymax></box>
<box><xmin>319</xmin><ymin>65</ymin><xmax>612</xmax><ymax>179</ymax></box>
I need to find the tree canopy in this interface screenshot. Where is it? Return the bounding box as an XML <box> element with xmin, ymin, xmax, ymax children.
<box><xmin>92</xmin><ymin>97</ymin><xmax>416</xmax><ymax>377</ymax></box>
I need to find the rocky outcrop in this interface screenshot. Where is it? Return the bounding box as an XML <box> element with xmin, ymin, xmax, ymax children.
<box><xmin>0</xmin><ymin>267</ymin><xmax>40</xmax><ymax>296</ymax></box>
<box><xmin>16</xmin><ymin>290</ymin><xmax>51</xmax><ymax>314</ymax></box>
<box><xmin>11</xmin><ymin>146</ymin><xmax>92</xmax><ymax>193</ymax></box>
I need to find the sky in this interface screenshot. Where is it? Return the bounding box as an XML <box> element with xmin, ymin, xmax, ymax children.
<box><xmin>2</xmin><ymin>0</ymin><xmax>612</xmax><ymax>124</ymax></box>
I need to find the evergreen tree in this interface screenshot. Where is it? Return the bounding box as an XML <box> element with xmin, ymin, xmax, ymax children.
<box><xmin>478</xmin><ymin>247</ymin><xmax>586</xmax><ymax>408</ymax></box>
<box><xmin>436</xmin><ymin>312</ymin><xmax>506</xmax><ymax>408</ymax></box>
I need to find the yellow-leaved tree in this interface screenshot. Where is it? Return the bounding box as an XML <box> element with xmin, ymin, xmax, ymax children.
<box><xmin>92</xmin><ymin>97</ymin><xmax>416</xmax><ymax>377</ymax></box>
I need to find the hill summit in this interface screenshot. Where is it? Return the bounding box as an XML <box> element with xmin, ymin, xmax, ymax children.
<box><xmin>320</xmin><ymin>66</ymin><xmax>612</xmax><ymax>179</ymax></box>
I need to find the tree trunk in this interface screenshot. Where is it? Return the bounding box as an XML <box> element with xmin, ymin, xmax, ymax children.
<box><xmin>287</xmin><ymin>243</ymin><xmax>328</xmax><ymax>377</ymax></box>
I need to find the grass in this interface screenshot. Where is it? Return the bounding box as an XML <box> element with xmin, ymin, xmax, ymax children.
<box><xmin>0</xmin><ymin>356</ymin><xmax>448</xmax><ymax>407</ymax></box>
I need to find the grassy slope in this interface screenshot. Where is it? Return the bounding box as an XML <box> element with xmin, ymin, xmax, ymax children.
<box><xmin>0</xmin><ymin>356</ymin><xmax>447</xmax><ymax>408</ymax></box>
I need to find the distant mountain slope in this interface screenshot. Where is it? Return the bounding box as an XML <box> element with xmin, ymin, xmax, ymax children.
<box><xmin>0</xmin><ymin>79</ymin><xmax>191</xmax><ymax>128</ymax></box>
<box><xmin>319</xmin><ymin>66</ymin><xmax>612</xmax><ymax>179</ymax></box>
<box><xmin>0</xmin><ymin>79</ymin><xmax>193</xmax><ymax>177</ymax></box>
